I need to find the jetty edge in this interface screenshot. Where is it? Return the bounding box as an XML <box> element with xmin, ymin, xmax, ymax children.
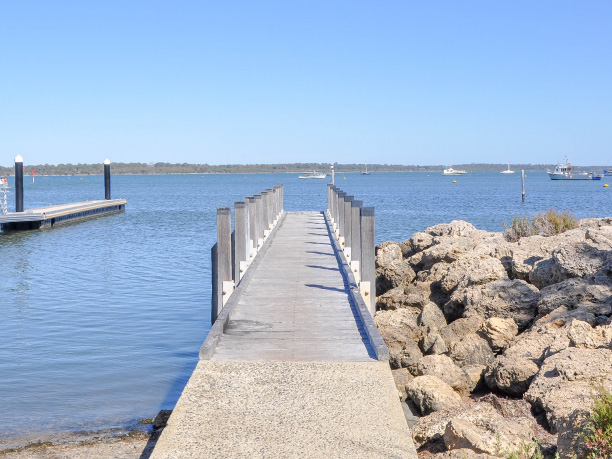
<box><xmin>0</xmin><ymin>156</ymin><xmax>126</xmax><ymax>232</ymax></box>
<box><xmin>150</xmin><ymin>185</ymin><xmax>418</xmax><ymax>458</ymax></box>
<box><xmin>375</xmin><ymin>217</ymin><xmax>612</xmax><ymax>457</ymax></box>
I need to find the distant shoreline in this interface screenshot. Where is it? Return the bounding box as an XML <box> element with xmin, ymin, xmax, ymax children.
<box><xmin>2</xmin><ymin>162</ymin><xmax>610</xmax><ymax>177</ymax></box>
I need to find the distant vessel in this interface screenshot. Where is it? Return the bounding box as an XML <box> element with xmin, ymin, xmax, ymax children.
<box><xmin>500</xmin><ymin>162</ymin><xmax>515</xmax><ymax>174</ymax></box>
<box><xmin>442</xmin><ymin>166</ymin><xmax>466</xmax><ymax>176</ymax></box>
<box><xmin>360</xmin><ymin>163</ymin><xmax>371</xmax><ymax>175</ymax></box>
<box><xmin>298</xmin><ymin>170</ymin><xmax>327</xmax><ymax>179</ymax></box>
<box><xmin>547</xmin><ymin>157</ymin><xmax>590</xmax><ymax>180</ymax></box>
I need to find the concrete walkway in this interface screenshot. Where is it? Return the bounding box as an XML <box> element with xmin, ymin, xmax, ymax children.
<box><xmin>151</xmin><ymin>212</ymin><xmax>417</xmax><ymax>458</ymax></box>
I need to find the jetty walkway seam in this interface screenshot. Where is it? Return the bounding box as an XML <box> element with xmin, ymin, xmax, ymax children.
<box><xmin>199</xmin><ymin>211</ymin><xmax>287</xmax><ymax>360</ymax></box>
<box><xmin>323</xmin><ymin>211</ymin><xmax>390</xmax><ymax>361</ymax></box>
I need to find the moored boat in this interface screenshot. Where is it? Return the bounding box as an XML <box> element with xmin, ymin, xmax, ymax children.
<box><xmin>500</xmin><ymin>161</ymin><xmax>515</xmax><ymax>174</ymax></box>
<box><xmin>547</xmin><ymin>157</ymin><xmax>590</xmax><ymax>180</ymax></box>
<box><xmin>298</xmin><ymin>170</ymin><xmax>327</xmax><ymax>179</ymax></box>
<box><xmin>442</xmin><ymin>166</ymin><xmax>466</xmax><ymax>176</ymax></box>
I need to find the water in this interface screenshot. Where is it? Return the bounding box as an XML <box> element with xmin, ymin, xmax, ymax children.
<box><xmin>1</xmin><ymin>171</ymin><xmax>610</xmax><ymax>442</ymax></box>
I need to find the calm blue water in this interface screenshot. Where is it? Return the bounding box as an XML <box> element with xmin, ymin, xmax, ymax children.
<box><xmin>0</xmin><ymin>172</ymin><xmax>610</xmax><ymax>441</ymax></box>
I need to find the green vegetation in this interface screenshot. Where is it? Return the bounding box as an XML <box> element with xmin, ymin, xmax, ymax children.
<box><xmin>503</xmin><ymin>210</ymin><xmax>579</xmax><ymax>242</ymax></box>
<box><xmin>583</xmin><ymin>387</ymin><xmax>612</xmax><ymax>459</ymax></box>
<box><xmin>0</xmin><ymin>162</ymin><xmax>597</xmax><ymax>176</ymax></box>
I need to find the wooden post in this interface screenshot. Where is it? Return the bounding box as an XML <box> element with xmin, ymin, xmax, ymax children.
<box><xmin>247</xmin><ymin>196</ymin><xmax>257</xmax><ymax>256</ymax></box>
<box><xmin>234</xmin><ymin>201</ymin><xmax>248</xmax><ymax>282</ymax></box>
<box><xmin>351</xmin><ymin>200</ymin><xmax>362</xmax><ymax>281</ymax></box>
<box><xmin>331</xmin><ymin>166</ymin><xmax>335</xmax><ymax>185</ymax></box>
<box><xmin>361</xmin><ymin>206</ymin><xmax>376</xmax><ymax>315</ymax></box>
<box><xmin>15</xmin><ymin>155</ymin><xmax>24</xmax><ymax>212</ymax></box>
<box><xmin>337</xmin><ymin>191</ymin><xmax>346</xmax><ymax>242</ymax></box>
<box><xmin>343</xmin><ymin>195</ymin><xmax>353</xmax><ymax>259</ymax></box>
<box><xmin>330</xmin><ymin>185</ymin><xmax>336</xmax><ymax>226</ymax></box>
<box><xmin>104</xmin><ymin>159</ymin><xmax>111</xmax><ymax>200</ymax></box>
<box><xmin>213</xmin><ymin>207</ymin><xmax>232</xmax><ymax>323</ymax></box>
<box><xmin>262</xmin><ymin>190</ymin><xmax>270</xmax><ymax>234</ymax></box>
<box><xmin>254</xmin><ymin>194</ymin><xmax>263</xmax><ymax>248</ymax></box>
<box><xmin>211</xmin><ymin>243</ymin><xmax>219</xmax><ymax>324</ymax></box>
<box><xmin>521</xmin><ymin>170</ymin><xmax>525</xmax><ymax>203</ymax></box>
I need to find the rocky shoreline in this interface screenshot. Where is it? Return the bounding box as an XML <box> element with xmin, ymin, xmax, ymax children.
<box><xmin>375</xmin><ymin>218</ymin><xmax>612</xmax><ymax>458</ymax></box>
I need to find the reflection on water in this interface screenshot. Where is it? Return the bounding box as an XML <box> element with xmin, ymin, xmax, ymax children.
<box><xmin>1</xmin><ymin>172</ymin><xmax>609</xmax><ymax>440</ymax></box>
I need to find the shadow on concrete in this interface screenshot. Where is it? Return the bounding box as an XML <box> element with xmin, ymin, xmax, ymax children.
<box><xmin>306</xmin><ymin>264</ymin><xmax>339</xmax><ymax>272</ymax></box>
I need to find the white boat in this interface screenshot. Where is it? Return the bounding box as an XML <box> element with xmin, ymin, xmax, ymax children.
<box><xmin>500</xmin><ymin>161</ymin><xmax>515</xmax><ymax>174</ymax></box>
<box><xmin>360</xmin><ymin>163</ymin><xmax>370</xmax><ymax>175</ymax></box>
<box><xmin>442</xmin><ymin>166</ymin><xmax>466</xmax><ymax>175</ymax></box>
<box><xmin>298</xmin><ymin>170</ymin><xmax>327</xmax><ymax>179</ymax></box>
<box><xmin>547</xmin><ymin>156</ymin><xmax>590</xmax><ymax>180</ymax></box>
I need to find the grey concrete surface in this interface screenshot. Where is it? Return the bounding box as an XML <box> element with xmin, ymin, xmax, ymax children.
<box><xmin>151</xmin><ymin>361</ymin><xmax>417</xmax><ymax>458</ymax></box>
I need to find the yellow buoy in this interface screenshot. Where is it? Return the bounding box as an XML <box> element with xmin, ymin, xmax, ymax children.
<box><xmin>605</xmin><ymin>184</ymin><xmax>609</xmax><ymax>187</ymax></box>
<box><xmin>343</xmin><ymin>177</ymin><xmax>346</xmax><ymax>179</ymax></box>
<box><xmin>453</xmin><ymin>180</ymin><xmax>457</xmax><ymax>183</ymax></box>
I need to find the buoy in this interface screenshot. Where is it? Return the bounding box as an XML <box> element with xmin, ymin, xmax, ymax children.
<box><xmin>453</xmin><ymin>180</ymin><xmax>457</xmax><ymax>183</ymax></box>
<box><xmin>344</xmin><ymin>177</ymin><xmax>346</xmax><ymax>179</ymax></box>
<box><xmin>605</xmin><ymin>184</ymin><xmax>609</xmax><ymax>187</ymax></box>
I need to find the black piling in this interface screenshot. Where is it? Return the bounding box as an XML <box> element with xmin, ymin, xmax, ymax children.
<box><xmin>104</xmin><ymin>159</ymin><xmax>111</xmax><ymax>200</ymax></box>
<box><xmin>15</xmin><ymin>155</ymin><xmax>24</xmax><ymax>212</ymax></box>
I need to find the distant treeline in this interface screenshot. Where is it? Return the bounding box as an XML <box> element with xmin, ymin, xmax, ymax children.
<box><xmin>0</xmin><ymin>162</ymin><xmax>609</xmax><ymax>176</ymax></box>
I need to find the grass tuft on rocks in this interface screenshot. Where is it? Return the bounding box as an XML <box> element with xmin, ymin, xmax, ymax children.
<box><xmin>583</xmin><ymin>386</ymin><xmax>612</xmax><ymax>459</ymax></box>
<box><xmin>503</xmin><ymin>210</ymin><xmax>579</xmax><ymax>242</ymax></box>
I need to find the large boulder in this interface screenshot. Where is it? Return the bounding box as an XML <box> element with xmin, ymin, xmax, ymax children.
<box><xmin>537</xmin><ymin>277</ymin><xmax>612</xmax><ymax>317</ymax></box>
<box><xmin>391</xmin><ymin>368</ymin><xmax>413</xmax><ymax>402</ymax></box>
<box><xmin>406</xmin><ymin>231</ymin><xmax>435</xmax><ymax>256</ymax></box>
<box><xmin>417</xmin><ymin>302</ymin><xmax>447</xmax><ymax>331</ymax></box>
<box><xmin>376</xmin><ymin>259</ymin><xmax>416</xmax><ymax>295</ymax></box>
<box><xmin>439</xmin><ymin>316</ymin><xmax>484</xmax><ymax>349</ymax></box>
<box><xmin>446</xmin><ymin>334</ymin><xmax>495</xmax><ymax>368</ymax></box>
<box><xmin>524</xmin><ymin>347</ymin><xmax>612</xmax><ymax>458</ymax></box>
<box><xmin>374</xmin><ymin>309</ymin><xmax>423</xmax><ymax>371</ymax></box>
<box><xmin>477</xmin><ymin>317</ymin><xmax>518</xmax><ymax>353</ymax></box>
<box><xmin>414</xmin><ymin>355</ymin><xmax>472</xmax><ymax>394</ymax></box>
<box><xmin>425</xmin><ymin>220</ymin><xmax>486</xmax><ymax>239</ymax></box>
<box><xmin>406</xmin><ymin>375</ymin><xmax>462</xmax><ymax>415</ymax></box>
<box><xmin>376</xmin><ymin>283</ymin><xmax>432</xmax><ymax>311</ymax></box>
<box><xmin>438</xmin><ymin>256</ymin><xmax>508</xmax><ymax>295</ymax></box>
<box><xmin>408</xmin><ymin>237</ymin><xmax>482</xmax><ymax>272</ymax></box>
<box><xmin>484</xmin><ymin>354</ymin><xmax>540</xmax><ymax>396</ymax></box>
<box><xmin>375</xmin><ymin>241</ymin><xmax>403</xmax><ymax>268</ymax></box>
<box><xmin>448</xmin><ymin>279</ymin><xmax>540</xmax><ymax>331</ymax></box>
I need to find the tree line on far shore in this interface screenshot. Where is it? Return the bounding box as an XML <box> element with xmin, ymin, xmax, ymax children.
<box><xmin>0</xmin><ymin>162</ymin><xmax>609</xmax><ymax>176</ymax></box>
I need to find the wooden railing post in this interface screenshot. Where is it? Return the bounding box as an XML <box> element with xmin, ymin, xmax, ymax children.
<box><xmin>254</xmin><ymin>194</ymin><xmax>263</xmax><ymax>249</ymax></box>
<box><xmin>234</xmin><ymin>201</ymin><xmax>248</xmax><ymax>282</ymax></box>
<box><xmin>350</xmin><ymin>200</ymin><xmax>362</xmax><ymax>282</ymax></box>
<box><xmin>360</xmin><ymin>206</ymin><xmax>376</xmax><ymax>315</ymax></box>
<box><xmin>212</xmin><ymin>206</ymin><xmax>232</xmax><ymax>323</ymax></box>
<box><xmin>337</xmin><ymin>191</ymin><xmax>346</xmax><ymax>248</ymax></box>
<box><xmin>247</xmin><ymin>196</ymin><xmax>257</xmax><ymax>257</ymax></box>
<box><xmin>343</xmin><ymin>195</ymin><xmax>353</xmax><ymax>261</ymax></box>
<box><xmin>261</xmin><ymin>190</ymin><xmax>270</xmax><ymax>237</ymax></box>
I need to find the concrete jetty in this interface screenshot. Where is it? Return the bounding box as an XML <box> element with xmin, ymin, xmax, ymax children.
<box><xmin>151</xmin><ymin>209</ymin><xmax>417</xmax><ymax>458</ymax></box>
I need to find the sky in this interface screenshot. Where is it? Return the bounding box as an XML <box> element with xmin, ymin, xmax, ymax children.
<box><xmin>1</xmin><ymin>1</ymin><xmax>611</xmax><ymax>167</ymax></box>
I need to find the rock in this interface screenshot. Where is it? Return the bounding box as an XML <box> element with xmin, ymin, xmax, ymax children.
<box><xmin>374</xmin><ymin>308</ymin><xmax>420</xmax><ymax>341</ymax></box>
<box><xmin>524</xmin><ymin>347</ymin><xmax>612</xmax><ymax>457</ymax></box>
<box><xmin>484</xmin><ymin>354</ymin><xmax>540</xmax><ymax>396</ymax></box>
<box><xmin>391</xmin><ymin>368</ymin><xmax>413</xmax><ymax>401</ymax></box>
<box><xmin>567</xmin><ymin>320</ymin><xmax>612</xmax><ymax>349</ymax></box>
<box><xmin>378</xmin><ymin>325</ymin><xmax>423</xmax><ymax>372</ymax></box>
<box><xmin>529</xmin><ymin>241</ymin><xmax>610</xmax><ymax>289</ymax></box>
<box><xmin>477</xmin><ymin>317</ymin><xmax>519</xmax><ymax>353</ymax></box>
<box><xmin>450</xmin><ymin>279</ymin><xmax>540</xmax><ymax>331</ymax></box>
<box><xmin>425</xmin><ymin>220</ymin><xmax>484</xmax><ymax>238</ymax></box>
<box><xmin>446</xmin><ymin>334</ymin><xmax>494</xmax><ymax>368</ymax></box>
<box><xmin>420</xmin><ymin>328</ymin><xmax>448</xmax><ymax>356</ymax></box>
<box><xmin>153</xmin><ymin>410</ymin><xmax>173</xmax><ymax>430</ymax></box>
<box><xmin>376</xmin><ymin>259</ymin><xmax>416</xmax><ymax>295</ymax></box>
<box><xmin>375</xmin><ymin>241</ymin><xmax>403</xmax><ymax>268</ymax></box>
<box><xmin>439</xmin><ymin>256</ymin><xmax>508</xmax><ymax>295</ymax></box>
<box><xmin>415</xmin><ymin>355</ymin><xmax>472</xmax><ymax>394</ymax></box>
<box><xmin>462</xmin><ymin>365</ymin><xmax>486</xmax><ymax>392</ymax></box>
<box><xmin>440</xmin><ymin>316</ymin><xmax>484</xmax><ymax>349</ymax></box>
<box><xmin>406</xmin><ymin>375</ymin><xmax>462</xmax><ymax>415</ymax></box>
<box><xmin>509</xmin><ymin>235</ymin><xmax>557</xmax><ymax>281</ymax></box>
<box><xmin>406</xmin><ymin>232</ymin><xmax>434</xmax><ymax>255</ymax></box>
<box><xmin>443</xmin><ymin>408</ymin><xmax>536</xmax><ymax>456</ymax></box>
<box><xmin>417</xmin><ymin>302</ymin><xmax>447</xmax><ymax>331</ymax></box>
<box><xmin>537</xmin><ymin>277</ymin><xmax>612</xmax><ymax>317</ymax></box>
<box><xmin>411</xmin><ymin>237</ymin><xmax>481</xmax><ymax>271</ymax></box>
<box><xmin>375</xmin><ymin>283</ymin><xmax>431</xmax><ymax>311</ymax></box>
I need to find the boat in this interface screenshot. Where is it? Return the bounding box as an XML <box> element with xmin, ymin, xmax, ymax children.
<box><xmin>360</xmin><ymin>163</ymin><xmax>371</xmax><ymax>175</ymax></box>
<box><xmin>590</xmin><ymin>173</ymin><xmax>603</xmax><ymax>180</ymax></box>
<box><xmin>442</xmin><ymin>166</ymin><xmax>466</xmax><ymax>176</ymax></box>
<box><xmin>500</xmin><ymin>161</ymin><xmax>515</xmax><ymax>174</ymax></box>
<box><xmin>547</xmin><ymin>157</ymin><xmax>591</xmax><ymax>180</ymax></box>
<box><xmin>298</xmin><ymin>170</ymin><xmax>327</xmax><ymax>179</ymax></box>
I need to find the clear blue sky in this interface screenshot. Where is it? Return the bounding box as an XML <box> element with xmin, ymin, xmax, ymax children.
<box><xmin>1</xmin><ymin>1</ymin><xmax>611</xmax><ymax>166</ymax></box>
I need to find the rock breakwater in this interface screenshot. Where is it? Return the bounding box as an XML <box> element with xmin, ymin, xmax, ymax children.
<box><xmin>375</xmin><ymin>218</ymin><xmax>612</xmax><ymax>457</ymax></box>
